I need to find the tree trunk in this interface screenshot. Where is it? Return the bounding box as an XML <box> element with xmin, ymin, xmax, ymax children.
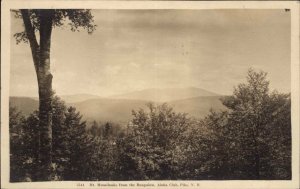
<box><xmin>37</xmin><ymin>9</ymin><xmax>54</xmax><ymax>181</ymax></box>
<box><xmin>21</xmin><ymin>9</ymin><xmax>54</xmax><ymax>181</ymax></box>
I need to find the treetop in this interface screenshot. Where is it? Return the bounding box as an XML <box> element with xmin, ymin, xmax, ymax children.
<box><xmin>13</xmin><ymin>9</ymin><xmax>97</xmax><ymax>44</ymax></box>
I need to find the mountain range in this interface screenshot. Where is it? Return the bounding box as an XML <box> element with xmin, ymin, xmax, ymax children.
<box><xmin>9</xmin><ymin>88</ymin><xmax>227</xmax><ymax>124</ymax></box>
<box><xmin>110</xmin><ymin>87</ymin><xmax>219</xmax><ymax>102</ymax></box>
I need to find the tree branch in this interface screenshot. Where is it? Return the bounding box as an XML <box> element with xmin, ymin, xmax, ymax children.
<box><xmin>20</xmin><ymin>9</ymin><xmax>40</xmax><ymax>70</ymax></box>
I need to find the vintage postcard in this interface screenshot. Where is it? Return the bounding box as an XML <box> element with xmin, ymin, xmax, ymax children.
<box><xmin>1</xmin><ymin>1</ymin><xmax>299</xmax><ymax>189</ymax></box>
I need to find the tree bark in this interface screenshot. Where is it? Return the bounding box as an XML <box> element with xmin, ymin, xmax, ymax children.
<box><xmin>37</xmin><ymin>9</ymin><xmax>54</xmax><ymax>181</ymax></box>
<box><xmin>21</xmin><ymin>9</ymin><xmax>54</xmax><ymax>181</ymax></box>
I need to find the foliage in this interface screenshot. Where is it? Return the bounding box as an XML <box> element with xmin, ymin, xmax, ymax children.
<box><xmin>51</xmin><ymin>97</ymin><xmax>94</xmax><ymax>180</ymax></box>
<box><xmin>86</xmin><ymin>136</ymin><xmax>121</xmax><ymax>180</ymax></box>
<box><xmin>10</xmin><ymin>107</ymin><xmax>31</xmax><ymax>182</ymax></box>
<box><xmin>181</xmin><ymin>110</ymin><xmax>234</xmax><ymax>179</ymax></box>
<box><xmin>118</xmin><ymin>103</ymin><xmax>191</xmax><ymax>180</ymax></box>
<box><xmin>9</xmin><ymin>69</ymin><xmax>291</xmax><ymax>181</ymax></box>
<box><xmin>221</xmin><ymin>69</ymin><xmax>291</xmax><ymax>179</ymax></box>
<box><xmin>87</xmin><ymin>121</ymin><xmax>125</xmax><ymax>139</ymax></box>
<box><xmin>184</xmin><ymin>69</ymin><xmax>291</xmax><ymax>179</ymax></box>
<box><xmin>13</xmin><ymin>9</ymin><xmax>96</xmax><ymax>44</ymax></box>
<box><xmin>10</xmin><ymin>97</ymin><xmax>94</xmax><ymax>181</ymax></box>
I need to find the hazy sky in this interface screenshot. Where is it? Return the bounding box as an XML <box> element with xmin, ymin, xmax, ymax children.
<box><xmin>10</xmin><ymin>9</ymin><xmax>291</xmax><ymax>97</ymax></box>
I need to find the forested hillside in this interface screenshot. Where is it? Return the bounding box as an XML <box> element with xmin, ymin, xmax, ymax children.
<box><xmin>10</xmin><ymin>88</ymin><xmax>226</xmax><ymax>124</ymax></box>
<box><xmin>9</xmin><ymin>69</ymin><xmax>291</xmax><ymax>181</ymax></box>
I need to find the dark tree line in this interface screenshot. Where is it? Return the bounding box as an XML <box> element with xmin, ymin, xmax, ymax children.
<box><xmin>10</xmin><ymin>69</ymin><xmax>291</xmax><ymax>181</ymax></box>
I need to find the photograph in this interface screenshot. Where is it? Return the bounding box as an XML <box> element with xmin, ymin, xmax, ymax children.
<box><xmin>1</xmin><ymin>1</ymin><xmax>299</xmax><ymax>189</ymax></box>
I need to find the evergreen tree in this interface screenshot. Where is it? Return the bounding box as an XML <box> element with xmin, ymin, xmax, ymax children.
<box><xmin>9</xmin><ymin>107</ymin><xmax>27</xmax><ymax>182</ymax></box>
<box><xmin>51</xmin><ymin>97</ymin><xmax>94</xmax><ymax>180</ymax></box>
<box><xmin>9</xmin><ymin>107</ymin><xmax>40</xmax><ymax>181</ymax></box>
<box><xmin>88</xmin><ymin>121</ymin><xmax>99</xmax><ymax>137</ymax></box>
<box><xmin>10</xmin><ymin>97</ymin><xmax>96</xmax><ymax>181</ymax></box>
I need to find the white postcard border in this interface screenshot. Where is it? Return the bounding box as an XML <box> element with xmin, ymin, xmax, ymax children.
<box><xmin>1</xmin><ymin>1</ymin><xmax>299</xmax><ymax>189</ymax></box>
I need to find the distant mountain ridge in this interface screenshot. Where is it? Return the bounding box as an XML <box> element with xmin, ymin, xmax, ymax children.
<box><xmin>10</xmin><ymin>96</ymin><xmax>39</xmax><ymax>115</ymax></box>
<box><xmin>32</xmin><ymin>93</ymin><xmax>100</xmax><ymax>103</ymax></box>
<box><xmin>110</xmin><ymin>87</ymin><xmax>220</xmax><ymax>102</ymax></box>
<box><xmin>9</xmin><ymin>88</ymin><xmax>226</xmax><ymax>124</ymax></box>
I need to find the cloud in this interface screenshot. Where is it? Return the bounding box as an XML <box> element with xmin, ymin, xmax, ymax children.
<box><xmin>10</xmin><ymin>9</ymin><xmax>290</xmax><ymax>97</ymax></box>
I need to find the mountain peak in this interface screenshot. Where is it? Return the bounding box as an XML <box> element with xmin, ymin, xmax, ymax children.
<box><xmin>60</xmin><ymin>94</ymin><xmax>100</xmax><ymax>103</ymax></box>
<box><xmin>110</xmin><ymin>87</ymin><xmax>219</xmax><ymax>102</ymax></box>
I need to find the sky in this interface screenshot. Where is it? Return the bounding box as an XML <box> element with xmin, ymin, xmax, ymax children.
<box><xmin>10</xmin><ymin>9</ymin><xmax>291</xmax><ymax>97</ymax></box>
